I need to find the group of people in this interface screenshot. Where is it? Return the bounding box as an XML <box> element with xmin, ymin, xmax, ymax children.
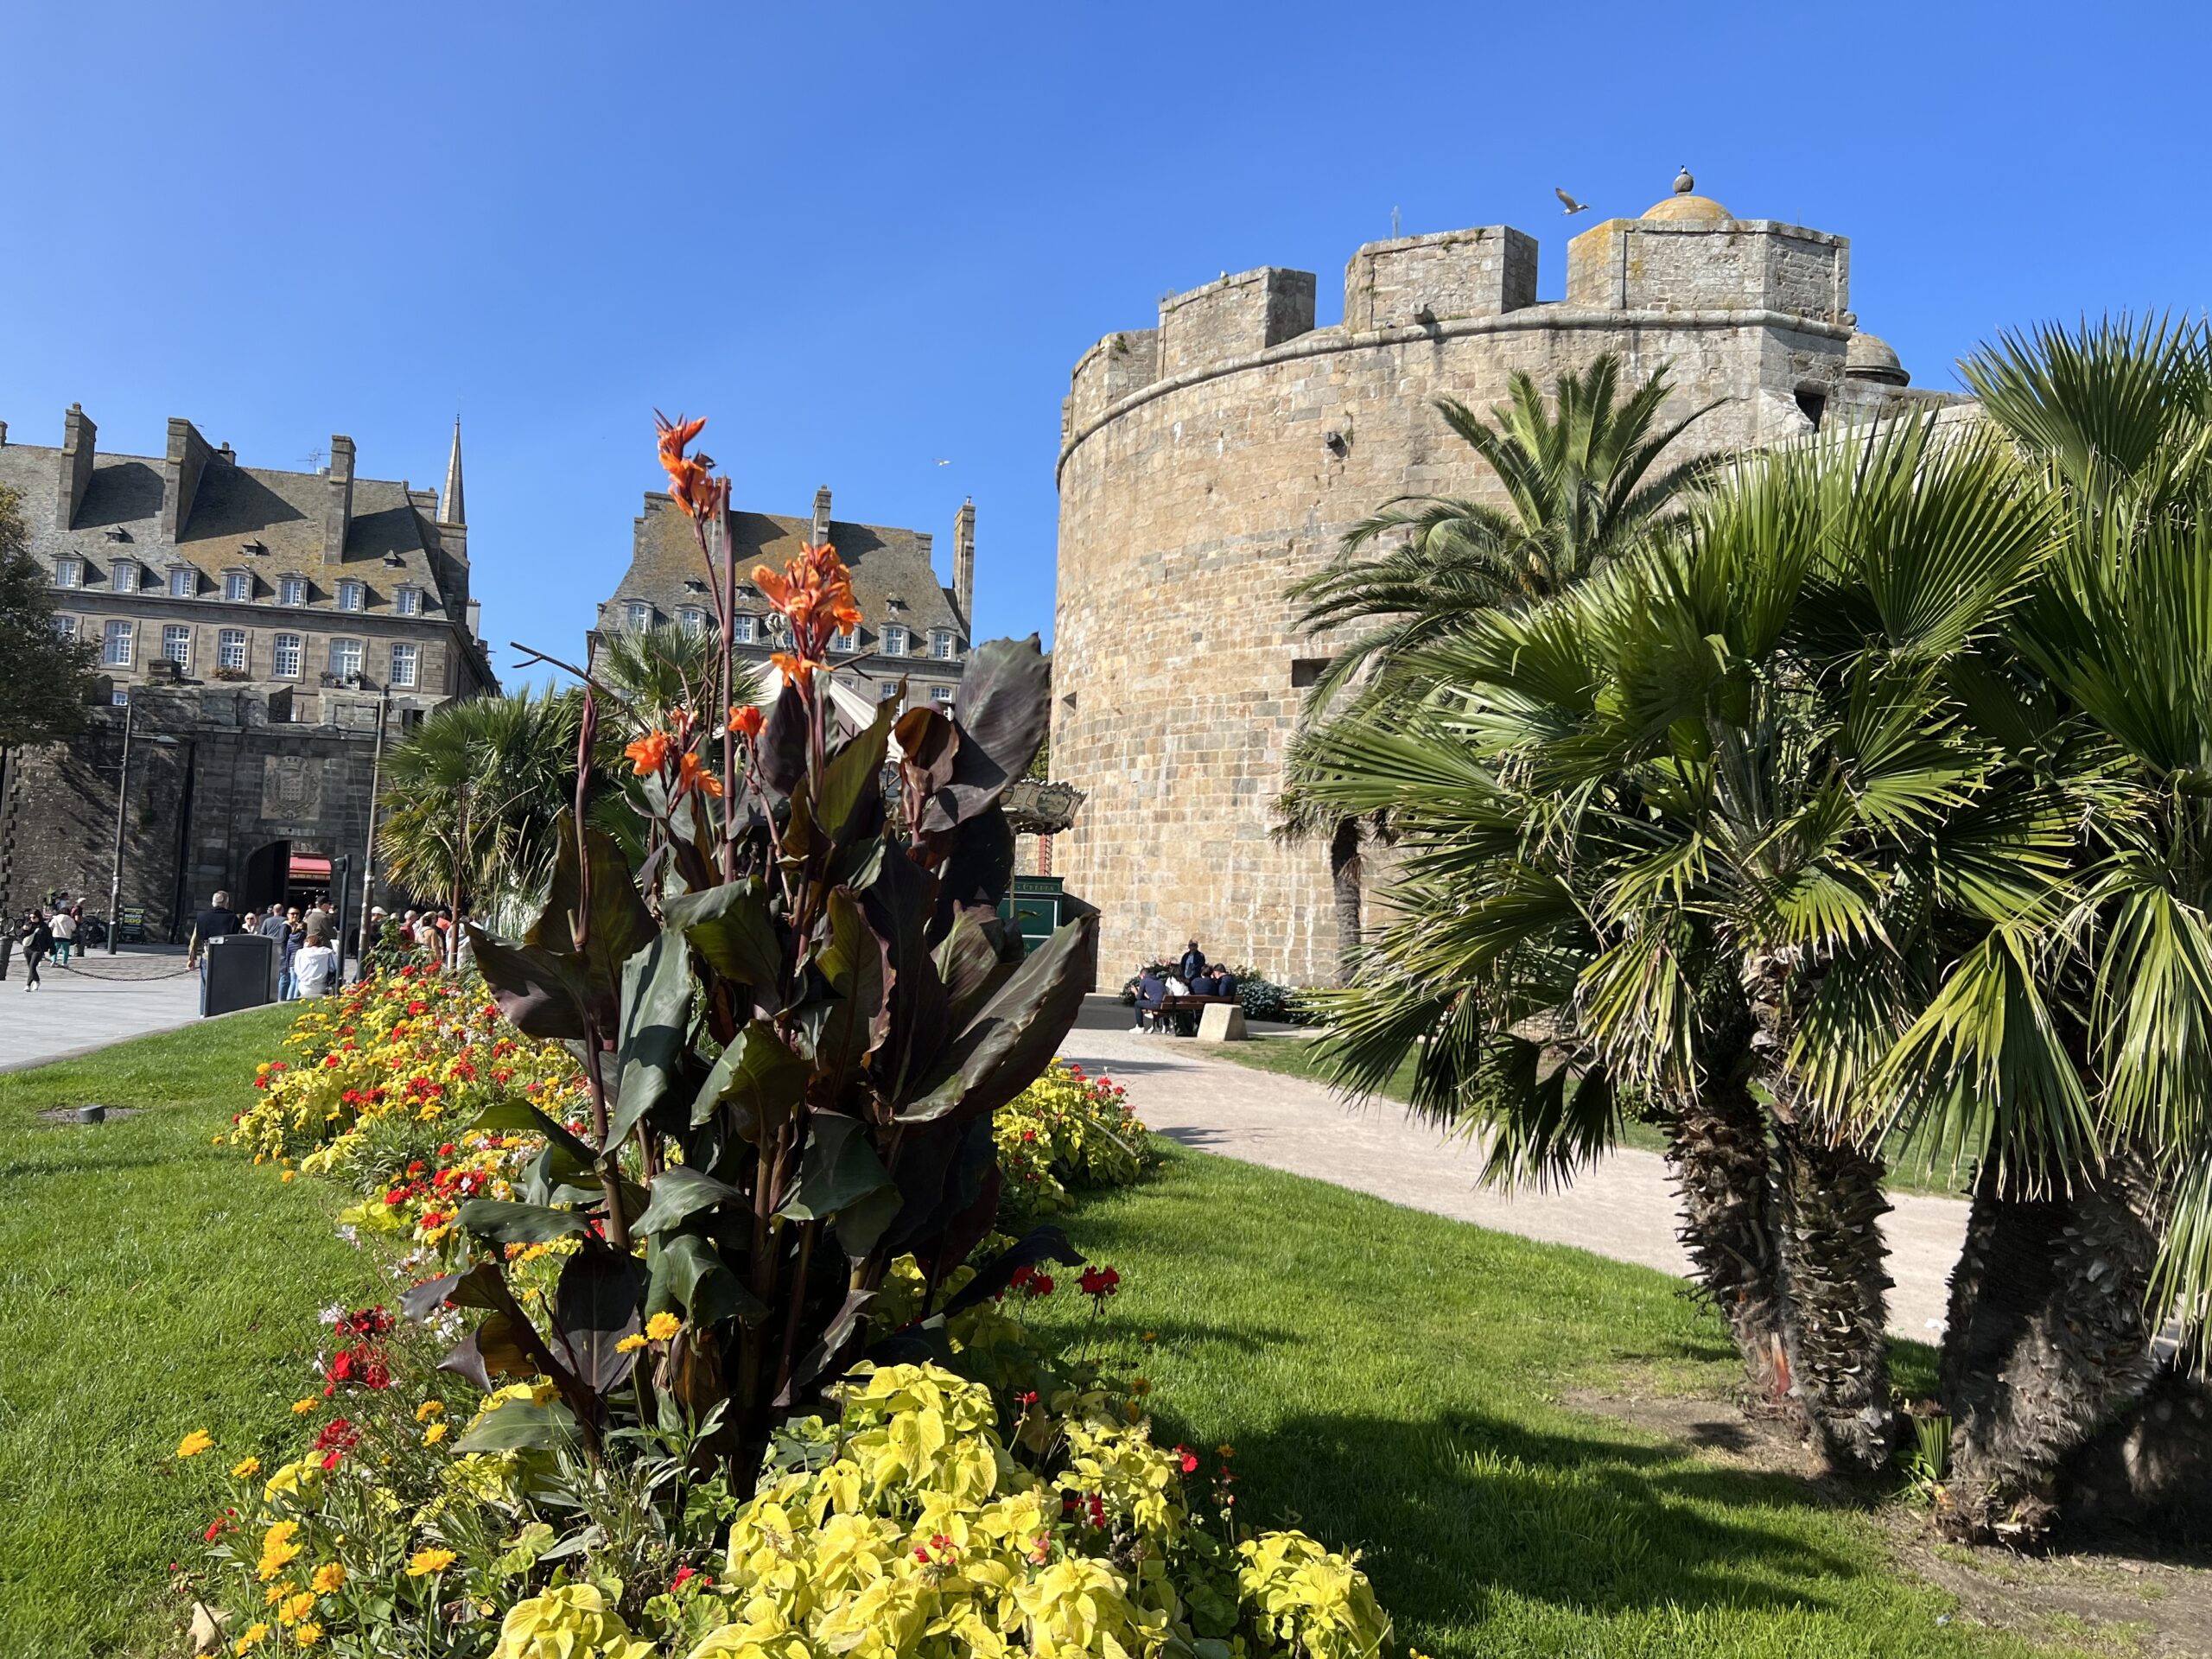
<box><xmin>368</xmin><ymin>905</ymin><xmax>461</xmax><ymax>968</ymax></box>
<box><xmin>5</xmin><ymin>897</ymin><xmax>85</xmax><ymax>991</ymax></box>
<box><xmin>187</xmin><ymin>892</ymin><xmax>345</xmax><ymax>999</ymax></box>
<box><xmin>1130</xmin><ymin>939</ymin><xmax>1242</xmax><ymax>1032</ymax></box>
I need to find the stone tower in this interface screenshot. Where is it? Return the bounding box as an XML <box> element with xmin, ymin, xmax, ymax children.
<box><xmin>1051</xmin><ymin>177</ymin><xmax>1957</xmax><ymax>987</ymax></box>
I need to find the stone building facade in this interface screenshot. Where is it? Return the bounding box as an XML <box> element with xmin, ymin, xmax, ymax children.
<box><xmin>1052</xmin><ymin>175</ymin><xmax>1962</xmax><ymax>986</ymax></box>
<box><xmin>0</xmin><ymin>410</ymin><xmax>494</xmax><ymax>935</ymax></box>
<box><xmin>593</xmin><ymin>486</ymin><xmax>976</xmax><ymax>715</ymax></box>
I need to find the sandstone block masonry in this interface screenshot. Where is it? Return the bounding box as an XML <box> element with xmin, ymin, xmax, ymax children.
<box><xmin>1052</xmin><ymin>179</ymin><xmax>1961</xmax><ymax>988</ymax></box>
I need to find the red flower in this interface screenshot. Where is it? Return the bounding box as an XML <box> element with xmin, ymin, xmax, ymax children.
<box><xmin>1085</xmin><ymin>1494</ymin><xmax>1105</xmax><ymax>1529</ymax></box>
<box><xmin>1079</xmin><ymin>1266</ymin><xmax>1121</xmax><ymax>1300</ymax></box>
<box><xmin>1175</xmin><ymin>1445</ymin><xmax>1199</xmax><ymax>1474</ymax></box>
<box><xmin>314</xmin><ymin>1417</ymin><xmax>360</xmax><ymax>1454</ymax></box>
<box><xmin>1009</xmin><ymin>1265</ymin><xmax>1033</xmax><ymax>1290</ymax></box>
<box><xmin>671</xmin><ymin>1565</ymin><xmax>711</xmax><ymax>1592</ymax></box>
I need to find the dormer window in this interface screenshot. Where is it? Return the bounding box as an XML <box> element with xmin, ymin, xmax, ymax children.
<box><xmin>111</xmin><ymin>560</ymin><xmax>137</xmax><ymax>594</ymax></box>
<box><xmin>104</xmin><ymin>525</ymin><xmax>130</xmax><ymax>543</ymax></box>
<box><xmin>677</xmin><ymin>607</ymin><xmax>707</xmax><ymax>638</ymax></box>
<box><xmin>732</xmin><ymin>614</ymin><xmax>757</xmax><ymax>644</ymax></box>
<box><xmin>53</xmin><ymin>557</ymin><xmax>81</xmax><ymax>589</ymax></box>
<box><xmin>239</xmin><ymin>539</ymin><xmax>267</xmax><ymax>556</ymax></box>
<box><xmin>625</xmin><ymin>601</ymin><xmax>652</xmax><ymax>632</ymax></box>
<box><xmin>395</xmin><ymin>586</ymin><xmax>423</xmax><ymax>617</ymax></box>
<box><xmin>279</xmin><ymin>576</ymin><xmax>308</xmax><ymax>607</ymax></box>
<box><xmin>224</xmin><ymin>570</ymin><xmax>252</xmax><ymax>601</ymax></box>
<box><xmin>337</xmin><ymin>580</ymin><xmax>365</xmax><ymax>612</ymax></box>
<box><xmin>882</xmin><ymin>624</ymin><xmax>909</xmax><ymax>657</ymax></box>
<box><xmin>834</xmin><ymin>626</ymin><xmax>857</xmax><ymax>653</ymax></box>
<box><xmin>169</xmin><ymin>567</ymin><xmax>197</xmax><ymax>599</ymax></box>
<box><xmin>929</xmin><ymin>629</ymin><xmax>953</xmax><ymax>660</ymax></box>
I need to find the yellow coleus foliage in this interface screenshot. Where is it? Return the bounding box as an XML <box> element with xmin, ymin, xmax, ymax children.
<box><xmin>491</xmin><ymin>1582</ymin><xmax>656</xmax><ymax>1659</ymax></box>
<box><xmin>678</xmin><ymin>1363</ymin><xmax>1386</xmax><ymax>1659</ymax></box>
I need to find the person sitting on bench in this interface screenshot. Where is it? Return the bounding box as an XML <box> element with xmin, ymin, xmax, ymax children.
<box><xmin>1133</xmin><ymin>969</ymin><xmax>1168</xmax><ymax>1031</ymax></box>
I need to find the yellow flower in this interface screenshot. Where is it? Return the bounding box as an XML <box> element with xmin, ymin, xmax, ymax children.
<box><xmin>1130</xmin><ymin>1376</ymin><xmax>1152</xmax><ymax>1396</ymax></box>
<box><xmin>423</xmin><ymin>1422</ymin><xmax>448</xmax><ymax>1446</ymax></box>
<box><xmin>232</xmin><ymin>1456</ymin><xmax>263</xmax><ymax>1479</ymax></box>
<box><xmin>278</xmin><ymin>1591</ymin><xmax>317</xmax><ymax>1624</ymax></box>
<box><xmin>257</xmin><ymin>1521</ymin><xmax>303</xmax><ymax>1581</ymax></box>
<box><xmin>414</xmin><ymin>1401</ymin><xmax>445</xmax><ymax>1423</ymax></box>
<box><xmin>281</xmin><ymin>1171</ymin><xmax>296</xmax><ymax>1183</ymax></box>
<box><xmin>292</xmin><ymin>1625</ymin><xmax>322</xmax><ymax>1649</ymax></box>
<box><xmin>645</xmin><ymin>1312</ymin><xmax>681</xmax><ymax>1342</ymax></box>
<box><xmin>264</xmin><ymin>1582</ymin><xmax>293</xmax><ymax>1605</ymax></box>
<box><xmin>176</xmin><ymin>1429</ymin><xmax>214</xmax><ymax>1459</ymax></box>
<box><xmin>291</xmin><ymin>1397</ymin><xmax>319</xmax><ymax>1415</ymax></box>
<box><xmin>1217</xmin><ymin>1443</ymin><xmax>1236</xmax><ymax>1458</ymax></box>
<box><xmin>234</xmin><ymin>1622</ymin><xmax>270</xmax><ymax>1654</ymax></box>
<box><xmin>615</xmin><ymin>1333</ymin><xmax>647</xmax><ymax>1354</ymax></box>
<box><xmin>406</xmin><ymin>1548</ymin><xmax>457</xmax><ymax>1577</ymax></box>
<box><xmin>308</xmin><ymin>1563</ymin><xmax>345</xmax><ymax>1594</ymax></box>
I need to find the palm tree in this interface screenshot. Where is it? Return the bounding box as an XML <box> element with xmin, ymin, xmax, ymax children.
<box><xmin>1297</xmin><ymin>418</ymin><xmax>2058</xmax><ymax>1471</ymax></box>
<box><xmin>1281</xmin><ymin>353</ymin><xmax>1723</xmax><ymax>982</ymax></box>
<box><xmin>1866</xmin><ymin>315</ymin><xmax>2212</xmax><ymax>1538</ymax></box>
<box><xmin>376</xmin><ymin>686</ymin><xmax>584</xmax><ymax>934</ymax></box>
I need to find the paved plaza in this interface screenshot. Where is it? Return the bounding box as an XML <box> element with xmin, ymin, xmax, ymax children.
<box><xmin>1060</xmin><ymin>996</ymin><xmax>1969</xmax><ymax>1341</ymax></box>
<box><xmin>0</xmin><ymin>947</ymin><xmax>207</xmax><ymax>1072</ymax></box>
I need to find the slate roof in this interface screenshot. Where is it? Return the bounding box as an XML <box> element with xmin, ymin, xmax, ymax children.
<box><xmin>0</xmin><ymin>433</ymin><xmax>460</xmax><ymax>617</ymax></box>
<box><xmin>603</xmin><ymin>493</ymin><xmax>967</xmax><ymax>646</ymax></box>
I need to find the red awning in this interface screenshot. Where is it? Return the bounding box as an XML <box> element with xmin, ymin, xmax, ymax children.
<box><xmin>288</xmin><ymin>855</ymin><xmax>334</xmax><ymax>880</ymax></box>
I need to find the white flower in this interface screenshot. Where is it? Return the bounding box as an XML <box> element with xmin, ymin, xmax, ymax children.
<box><xmin>334</xmin><ymin>1224</ymin><xmax>360</xmax><ymax>1248</ymax></box>
<box><xmin>318</xmin><ymin>1303</ymin><xmax>347</xmax><ymax>1326</ymax></box>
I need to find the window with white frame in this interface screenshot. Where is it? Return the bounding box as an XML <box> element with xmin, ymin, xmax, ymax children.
<box><xmin>337</xmin><ymin>579</ymin><xmax>365</xmax><ymax>612</ymax></box>
<box><xmin>162</xmin><ymin>625</ymin><xmax>192</xmax><ymax>669</ymax></box>
<box><xmin>882</xmin><ymin>624</ymin><xmax>908</xmax><ymax>656</ymax></box>
<box><xmin>732</xmin><ymin>613</ymin><xmax>756</xmax><ymax>644</ymax></box>
<box><xmin>279</xmin><ymin>576</ymin><xmax>308</xmax><ymax>607</ymax></box>
<box><xmin>217</xmin><ymin>628</ymin><xmax>247</xmax><ymax>671</ymax></box>
<box><xmin>677</xmin><ymin>607</ymin><xmax>706</xmax><ymax>637</ymax></box>
<box><xmin>169</xmin><ymin>566</ymin><xmax>197</xmax><ymax>598</ymax></box>
<box><xmin>54</xmin><ymin>556</ymin><xmax>81</xmax><ymax>589</ymax></box>
<box><xmin>273</xmin><ymin>632</ymin><xmax>302</xmax><ymax>677</ymax></box>
<box><xmin>102</xmin><ymin>619</ymin><xmax>134</xmax><ymax>667</ymax></box>
<box><xmin>931</xmin><ymin>684</ymin><xmax>955</xmax><ymax>704</ymax></box>
<box><xmin>53</xmin><ymin>614</ymin><xmax>78</xmax><ymax>639</ymax></box>
<box><xmin>929</xmin><ymin>629</ymin><xmax>953</xmax><ymax>660</ymax></box>
<box><xmin>626</xmin><ymin>601</ymin><xmax>652</xmax><ymax>631</ymax></box>
<box><xmin>834</xmin><ymin>626</ymin><xmax>856</xmax><ymax>653</ymax></box>
<box><xmin>390</xmin><ymin>642</ymin><xmax>418</xmax><ymax>688</ymax></box>
<box><xmin>329</xmin><ymin>638</ymin><xmax>363</xmax><ymax>680</ymax></box>
<box><xmin>879</xmin><ymin>682</ymin><xmax>901</xmax><ymax>702</ymax></box>
<box><xmin>225</xmin><ymin>570</ymin><xmax>252</xmax><ymax>601</ymax></box>
<box><xmin>395</xmin><ymin>586</ymin><xmax>422</xmax><ymax>617</ymax></box>
<box><xmin>111</xmin><ymin>560</ymin><xmax>137</xmax><ymax>594</ymax></box>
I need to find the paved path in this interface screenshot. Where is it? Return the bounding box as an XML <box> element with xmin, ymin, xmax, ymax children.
<box><xmin>1059</xmin><ymin>998</ymin><xmax>1967</xmax><ymax>1341</ymax></box>
<box><xmin>0</xmin><ymin>948</ymin><xmax>207</xmax><ymax>1073</ymax></box>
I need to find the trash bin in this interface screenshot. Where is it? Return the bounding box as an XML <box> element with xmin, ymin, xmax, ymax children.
<box><xmin>201</xmin><ymin>932</ymin><xmax>278</xmax><ymax>1016</ymax></box>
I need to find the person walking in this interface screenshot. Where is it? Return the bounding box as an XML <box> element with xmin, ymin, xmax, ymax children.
<box><xmin>20</xmin><ymin>910</ymin><xmax>54</xmax><ymax>992</ymax></box>
<box><xmin>185</xmin><ymin>889</ymin><xmax>241</xmax><ymax>986</ymax></box>
<box><xmin>0</xmin><ymin>912</ymin><xmax>13</xmax><ymax>983</ymax></box>
<box><xmin>48</xmin><ymin>906</ymin><xmax>75</xmax><ymax>966</ymax></box>
<box><xmin>276</xmin><ymin>906</ymin><xmax>305</xmax><ymax>999</ymax></box>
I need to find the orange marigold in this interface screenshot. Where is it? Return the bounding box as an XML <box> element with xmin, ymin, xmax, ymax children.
<box><xmin>625</xmin><ymin>731</ymin><xmax>673</xmax><ymax>775</ymax></box>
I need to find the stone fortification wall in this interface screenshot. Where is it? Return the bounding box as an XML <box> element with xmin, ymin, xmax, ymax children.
<box><xmin>1052</xmin><ymin>204</ymin><xmax>1941</xmax><ymax>988</ymax></box>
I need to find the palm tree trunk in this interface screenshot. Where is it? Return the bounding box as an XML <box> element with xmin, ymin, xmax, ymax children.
<box><xmin>1938</xmin><ymin>1147</ymin><xmax>2165</xmax><ymax>1541</ymax></box>
<box><xmin>1770</xmin><ymin>1114</ymin><xmax>1894</xmax><ymax>1472</ymax></box>
<box><xmin>1328</xmin><ymin>817</ymin><xmax>1363</xmax><ymax>988</ymax></box>
<box><xmin>1667</xmin><ymin>1077</ymin><xmax>1791</xmax><ymax>1408</ymax></box>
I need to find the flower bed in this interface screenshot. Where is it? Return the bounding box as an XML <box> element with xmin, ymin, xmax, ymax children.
<box><xmin>178</xmin><ymin>979</ymin><xmax>1383</xmax><ymax>1659</ymax></box>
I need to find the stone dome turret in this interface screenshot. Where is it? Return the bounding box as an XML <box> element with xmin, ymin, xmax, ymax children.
<box><xmin>1643</xmin><ymin>166</ymin><xmax>1731</xmax><ymax>223</ymax></box>
<box><xmin>1844</xmin><ymin>332</ymin><xmax>1910</xmax><ymax>386</ymax></box>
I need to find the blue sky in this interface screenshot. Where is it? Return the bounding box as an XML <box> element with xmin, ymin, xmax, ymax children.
<box><xmin>2</xmin><ymin>2</ymin><xmax>2203</xmax><ymax>680</ymax></box>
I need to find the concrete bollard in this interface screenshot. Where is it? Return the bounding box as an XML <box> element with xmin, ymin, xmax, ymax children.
<box><xmin>1197</xmin><ymin>1001</ymin><xmax>1249</xmax><ymax>1042</ymax></box>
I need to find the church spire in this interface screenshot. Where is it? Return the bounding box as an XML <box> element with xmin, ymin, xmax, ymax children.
<box><xmin>439</xmin><ymin>415</ymin><xmax>465</xmax><ymax>528</ymax></box>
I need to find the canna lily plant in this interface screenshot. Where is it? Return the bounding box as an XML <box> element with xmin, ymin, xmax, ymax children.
<box><xmin>408</xmin><ymin>415</ymin><xmax>1096</xmax><ymax>1472</ymax></box>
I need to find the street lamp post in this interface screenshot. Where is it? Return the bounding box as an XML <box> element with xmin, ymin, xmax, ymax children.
<box><xmin>105</xmin><ymin>696</ymin><xmax>135</xmax><ymax>955</ymax></box>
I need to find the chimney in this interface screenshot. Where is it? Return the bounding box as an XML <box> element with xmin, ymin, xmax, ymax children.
<box><xmin>952</xmin><ymin>498</ymin><xmax>976</xmax><ymax>630</ymax></box>
<box><xmin>323</xmin><ymin>434</ymin><xmax>356</xmax><ymax>563</ymax></box>
<box><xmin>810</xmin><ymin>484</ymin><xmax>832</xmax><ymax>546</ymax></box>
<box><xmin>57</xmin><ymin>404</ymin><xmax>96</xmax><ymax>530</ymax></box>
<box><xmin>0</xmin><ymin>420</ymin><xmax>9</xmax><ymax>447</ymax></box>
<box><xmin>161</xmin><ymin>417</ymin><xmax>213</xmax><ymax>542</ymax></box>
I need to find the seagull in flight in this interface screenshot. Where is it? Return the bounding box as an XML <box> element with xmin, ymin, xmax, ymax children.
<box><xmin>1554</xmin><ymin>188</ymin><xmax>1592</xmax><ymax>215</ymax></box>
<box><xmin>932</xmin><ymin>458</ymin><xmax>952</xmax><ymax>467</ymax></box>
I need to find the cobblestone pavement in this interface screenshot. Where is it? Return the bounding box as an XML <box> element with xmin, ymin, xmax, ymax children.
<box><xmin>1058</xmin><ymin>998</ymin><xmax>1967</xmax><ymax>1341</ymax></box>
<box><xmin>0</xmin><ymin>947</ymin><xmax>209</xmax><ymax>1072</ymax></box>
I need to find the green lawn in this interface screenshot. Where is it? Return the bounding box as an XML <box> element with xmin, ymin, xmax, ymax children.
<box><xmin>0</xmin><ymin>1010</ymin><xmax>390</xmax><ymax>1659</ymax></box>
<box><xmin>1211</xmin><ymin>1035</ymin><xmax>1972</xmax><ymax>1199</ymax></box>
<box><xmin>0</xmin><ymin>1015</ymin><xmax>2066</xmax><ymax>1658</ymax></box>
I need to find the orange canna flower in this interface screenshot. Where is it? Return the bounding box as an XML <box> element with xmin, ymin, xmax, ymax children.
<box><xmin>728</xmin><ymin>703</ymin><xmax>765</xmax><ymax>739</ymax></box>
<box><xmin>770</xmin><ymin>650</ymin><xmax>813</xmax><ymax>690</ymax></box>
<box><xmin>625</xmin><ymin>731</ymin><xmax>673</xmax><ymax>775</ymax></box>
<box><xmin>676</xmin><ymin>750</ymin><xmax>723</xmax><ymax>799</ymax></box>
<box><xmin>654</xmin><ymin>411</ymin><xmax>725</xmax><ymax>523</ymax></box>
